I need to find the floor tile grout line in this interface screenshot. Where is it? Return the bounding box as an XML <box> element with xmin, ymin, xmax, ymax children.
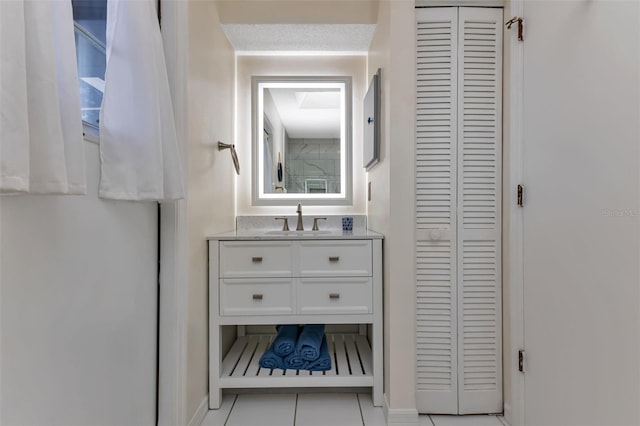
<box><xmin>293</xmin><ymin>393</ymin><xmax>299</xmax><ymax>426</ymax></box>
<box><xmin>223</xmin><ymin>394</ymin><xmax>238</xmax><ymax>426</ymax></box>
<box><xmin>356</xmin><ymin>393</ymin><xmax>365</xmax><ymax>426</ymax></box>
<box><xmin>427</xmin><ymin>414</ymin><xmax>436</xmax><ymax>426</ymax></box>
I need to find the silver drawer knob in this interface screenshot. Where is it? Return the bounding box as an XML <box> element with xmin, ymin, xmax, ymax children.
<box><xmin>329</xmin><ymin>293</ymin><xmax>340</xmax><ymax>300</ymax></box>
<box><xmin>252</xmin><ymin>294</ymin><xmax>263</xmax><ymax>300</ymax></box>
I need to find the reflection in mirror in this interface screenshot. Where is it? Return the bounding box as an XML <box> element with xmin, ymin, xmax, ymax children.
<box><xmin>252</xmin><ymin>77</ymin><xmax>352</xmax><ymax>206</ymax></box>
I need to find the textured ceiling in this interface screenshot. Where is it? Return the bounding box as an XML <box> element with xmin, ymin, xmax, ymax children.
<box><xmin>221</xmin><ymin>24</ymin><xmax>376</xmax><ymax>52</ymax></box>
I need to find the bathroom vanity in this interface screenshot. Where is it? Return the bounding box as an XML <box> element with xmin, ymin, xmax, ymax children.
<box><xmin>208</xmin><ymin>229</ymin><xmax>383</xmax><ymax>409</ymax></box>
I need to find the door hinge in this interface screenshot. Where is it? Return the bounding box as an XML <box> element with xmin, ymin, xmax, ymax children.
<box><xmin>506</xmin><ymin>17</ymin><xmax>524</xmax><ymax>41</ymax></box>
<box><xmin>517</xmin><ymin>184</ymin><xmax>524</xmax><ymax>207</ymax></box>
<box><xmin>518</xmin><ymin>350</ymin><xmax>525</xmax><ymax>373</ymax></box>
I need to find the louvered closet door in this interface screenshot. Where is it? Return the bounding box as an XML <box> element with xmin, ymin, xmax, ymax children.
<box><xmin>456</xmin><ymin>7</ymin><xmax>502</xmax><ymax>414</ymax></box>
<box><xmin>415</xmin><ymin>6</ymin><xmax>502</xmax><ymax>415</ymax></box>
<box><xmin>415</xmin><ymin>7</ymin><xmax>459</xmax><ymax>414</ymax></box>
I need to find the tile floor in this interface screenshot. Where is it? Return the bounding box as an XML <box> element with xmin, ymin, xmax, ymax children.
<box><xmin>201</xmin><ymin>392</ymin><xmax>508</xmax><ymax>426</ymax></box>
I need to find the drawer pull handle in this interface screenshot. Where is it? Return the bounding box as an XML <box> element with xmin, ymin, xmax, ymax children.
<box><xmin>329</xmin><ymin>256</ymin><xmax>340</xmax><ymax>262</ymax></box>
<box><xmin>252</xmin><ymin>256</ymin><xmax>263</xmax><ymax>263</ymax></box>
<box><xmin>252</xmin><ymin>294</ymin><xmax>263</xmax><ymax>301</ymax></box>
<box><xmin>329</xmin><ymin>293</ymin><xmax>340</xmax><ymax>300</ymax></box>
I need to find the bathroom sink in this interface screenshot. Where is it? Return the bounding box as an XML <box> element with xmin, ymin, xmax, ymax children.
<box><xmin>264</xmin><ymin>230</ymin><xmax>333</xmax><ymax>236</ymax></box>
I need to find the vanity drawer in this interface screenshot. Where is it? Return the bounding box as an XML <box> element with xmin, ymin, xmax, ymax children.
<box><xmin>219</xmin><ymin>241</ymin><xmax>292</xmax><ymax>278</ymax></box>
<box><xmin>299</xmin><ymin>240</ymin><xmax>372</xmax><ymax>277</ymax></box>
<box><xmin>219</xmin><ymin>278</ymin><xmax>294</xmax><ymax>316</ymax></box>
<box><xmin>298</xmin><ymin>277</ymin><xmax>372</xmax><ymax>314</ymax></box>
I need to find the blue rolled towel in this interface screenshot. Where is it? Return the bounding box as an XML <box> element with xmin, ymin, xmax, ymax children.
<box><xmin>296</xmin><ymin>324</ymin><xmax>326</xmax><ymax>361</ymax></box>
<box><xmin>283</xmin><ymin>351</ymin><xmax>306</xmax><ymax>370</ymax></box>
<box><xmin>259</xmin><ymin>346</ymin><xmax>285</xmax><ymax>370</ymax></box>
<box><xmin>272</xmin><ymin>324</ymin><xmax>299</xmax><ymax>357</ymax></box>
<box><xmin>304</xmin><ymin>336</ymin><xmax>331</xmax><ymax>371</ymax></box>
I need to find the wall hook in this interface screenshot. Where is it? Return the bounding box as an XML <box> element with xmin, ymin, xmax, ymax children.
<box><xmin>218</xmin><ymin>141</ymin><xmax>240</xmax><ymax>175</ymax></box>
<box><xmin>506</xmin><ymin>16</ymin><xmax>524</xmax><ymax>41</ymax></box>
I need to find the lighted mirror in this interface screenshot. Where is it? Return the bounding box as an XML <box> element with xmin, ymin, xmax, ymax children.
<box><xmin>252</xmin><ymin>76</ymin><xmax>352</xmax><ymax>206</ymax></box>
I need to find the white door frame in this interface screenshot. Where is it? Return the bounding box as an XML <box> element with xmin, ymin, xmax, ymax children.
<box><xmin>507</xmin><ymin>0</ymin><xmax>525</xmax><ymax>425</ymax></box>
<box><xmin>158</xmin><ymin>1</ymin><xmax>189</xmax><ymax>425</ymax></box>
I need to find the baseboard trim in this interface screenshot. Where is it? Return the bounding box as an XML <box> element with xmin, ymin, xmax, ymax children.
<box><xmin>383</xmin><ymin>394</ymin><xmax>420</xmax><ymax>426</ymax></box>
<box><xmin>503</xmin><ymin>403</ymin><xmax>512</xmax><ymax>426</ymax></box>
<box><xmin>188</xmin><ymin>395</ymin><xmax>209</xmax><ymax>426</ymax></box>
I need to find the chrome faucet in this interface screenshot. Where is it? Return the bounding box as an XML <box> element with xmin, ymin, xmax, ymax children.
<box><xmin>296</xmin><ymin>203</ymin><xmax>304</xmax><ymax>231</ymax></box>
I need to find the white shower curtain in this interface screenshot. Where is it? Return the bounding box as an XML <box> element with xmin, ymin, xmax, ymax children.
<box><xmin>0</xmin><ymin>0</ymin><xmax>86</xmax><ymax>195</ymax></box>
<box><xmin>99</xmin><ymin>0</ymin><xmax>184</xmax><ymax>201</ymax></box>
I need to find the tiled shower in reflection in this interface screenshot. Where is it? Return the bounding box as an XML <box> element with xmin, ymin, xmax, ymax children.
<box><xmin>285</xmin><ymin>138</ymin><xmax>341</xmax><ymax>193</ymax></box>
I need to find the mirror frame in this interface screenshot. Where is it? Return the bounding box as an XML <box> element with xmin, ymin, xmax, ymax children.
<box><xmin>251</xmin><ymin>76</ymin><xmax>353</xmax><ymax>206</ymax></box>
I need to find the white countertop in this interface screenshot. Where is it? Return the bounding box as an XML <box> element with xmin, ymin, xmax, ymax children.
<box><xmin>206</xmin><ymin>229</ymin><xmax>384</xmax><ymax>241</ymax></box>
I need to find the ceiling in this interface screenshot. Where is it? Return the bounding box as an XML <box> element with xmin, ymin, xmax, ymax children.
<box><xmin>221</xmin><ymin>24</ymin><xmax>376</xmax><ymax>53</ymax></box>
<box><xmin>216</xmin><ymin>0</ymin><xmax>378</xmax><ymax>26</ymax></box>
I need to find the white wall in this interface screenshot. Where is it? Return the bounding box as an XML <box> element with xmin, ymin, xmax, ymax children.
<box><xmin>236</xmin><ymin>55</ymin><xmax>368</xmax><ymax>216</ymax></box>
<box><xmin>366</xmin><ymin>0</ymin><xmax>418</xmax><ymax>416</ymax></box>
<box><xmin>521</xmin><ymin>1</ymin><xmax>640</xmax><ymax>424</ymax></box>
<box><xmin>186</xmin><ymin>0</ymin><xmax>237</xmax><ymax>420</ymax></box>
<box><xmin>0</xmin><ymin>141</ymin><xmax>158</xmax><ymax>425</ymax></box>
<box><xmin>366</xmin><ymin>0</ymin><xmax>392</xmax><ymax>409</ymax></box>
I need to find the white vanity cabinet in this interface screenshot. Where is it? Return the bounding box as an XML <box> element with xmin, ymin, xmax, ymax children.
<box><xmin>208</xmin><ymin>234</ymin><xmax>383</xmax><ymax>410</ymax></box>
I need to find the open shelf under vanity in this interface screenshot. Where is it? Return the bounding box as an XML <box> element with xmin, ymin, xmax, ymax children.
<box><xmin>220</xmin><ymin>333</ymin><xmax>374</xmax><ymax>389</ymax></box>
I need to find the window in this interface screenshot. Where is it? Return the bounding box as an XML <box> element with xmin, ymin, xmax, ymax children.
<box><xmin>72</xmin><ymin>0</ymin><xmax>107</xmax><ymax>131</ymax></box>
